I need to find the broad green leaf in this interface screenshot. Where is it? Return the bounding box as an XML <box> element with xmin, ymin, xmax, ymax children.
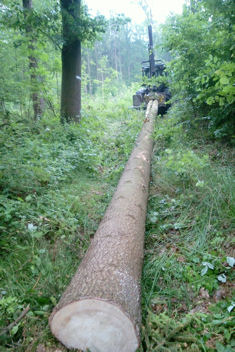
<box><xmin>220</xmin><ymin>77</ymin><xmax>229</xmax><ymax>85</ymax></box>
<box><xmin>11</xmin><ymin>324</ymin><xmax>19</xmax><ymax>336</ymax></box>
<box><xmin>201</xmin><ymin>266</ymin><xmax>208</xmax><ymax>276</ymax></box>
<box><xmin>226</xmin><ymin>257</ymin><xmax>235</xmax><ymax>268</ymax></box>
<box><xmin>217</xmin><ymin>274</ymin><xmax>226</xmax><ymax>283</ymax></box>
<box><xmin>227</xmin><ymin>302</ymin><xmax>235</xmax><ymax>313</ymax></box>
<box><xmin>206</xmin><ymin>97</ymin><xmax>214</xmax><ymax>105</ymax></box>
<box><xmin>202</xmin><ymin>262</ymin><xmax>214</xmax><ymax>270</ymax></box>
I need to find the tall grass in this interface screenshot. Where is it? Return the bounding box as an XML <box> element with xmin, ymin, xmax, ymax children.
<box><xmin>0</xmin><ymin>93</ymin><xmax>234</xmax><ymax>351</ymax></box>
<box><xmin>0</xmin><ymin>88</ymin><xmax>143</xmax><ymax>351</ymax></box>
<box><xmin>140</xmin><ymin>103</ymin><xmax>235</xmax><ymax>351</ymax></box>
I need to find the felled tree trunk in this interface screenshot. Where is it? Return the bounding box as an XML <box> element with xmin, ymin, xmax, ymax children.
<box><xmin>50</xmin><ymin>100</ymin><xmax>158</xmax><ymax>352</ymax></box>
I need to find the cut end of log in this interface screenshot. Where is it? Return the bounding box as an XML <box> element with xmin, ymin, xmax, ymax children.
<box><xmin>50</xmin><ymin>299</ymin><xmax>139</xmax><ymax>352</ymax></box>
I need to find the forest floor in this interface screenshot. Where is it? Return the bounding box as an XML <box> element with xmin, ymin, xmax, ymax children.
<box><xmin>0</xmin><ymin>90</ymin><xmax>234</xmax><ymax>351</ymax></box>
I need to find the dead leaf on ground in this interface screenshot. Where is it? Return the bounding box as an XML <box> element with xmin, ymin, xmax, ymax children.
<box><xmin>36</xmin><ymin>345</ymin><xmax>46</xmax><ymax>352</ymax></box>
<box><xmin>190</xmin><ymin>294</ymin><xmax>211</xmax><ymax>314</ymax></box>
<box><xmin>177</xmin><ymin>256</ymin><xmax>186</xmax><ymax>263</ymax></box>
<box><xmin>199</xmin><ymin>287</ymin><xmax>210</xmax><ymax>299</ymax></box>
<box><xmin>178</xmin><ymin>303</ymin><xmax>188</xmax><ymax>313</ymax></box>
<box><xmin>152</xmin><ymin>303</ymin><xmax>167</xmax><ymax>314</ymax></box>
<box><xmin>36</xmin><ymin>344</ymin><xmax>64</xmax><ymax>352</ymax></box>
<box><xmin>213</xmin><ymin>288</ymin><xmax>227</xmax><ymax>302</ymax></box>
<box><xmin>189</xmin><ymin>304</ymin><xmax>209</xmax><ymax>314</ymax></box>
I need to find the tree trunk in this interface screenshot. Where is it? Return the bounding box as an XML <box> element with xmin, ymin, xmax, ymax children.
<box><xmin>49</xmin><ymin>100</ymin><xmax>158</xmax><ymax>352</ymax></box>
<box><xmin>60</xmin><ymin>0</ymin><xmax>81</xmax><ymax>123</ymax></box>
<box><xmin>23</xmin><ymin>0</ymin><xmax>44</xmax><ymax>120</ymax></box>
<box><xmin>86</xmin><ymin>52</ymin><xmax>92</xmax><ymax>94</ymax></box>
<box><xmin>114</xmin><ymin>44</ymin><xmax>118</xmax><ymax>72</ymax></box>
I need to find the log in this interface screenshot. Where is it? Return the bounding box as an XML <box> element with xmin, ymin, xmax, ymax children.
<box><xmin>49</xmin><ymin>100</ymin><xmax>158</xmax><ymax>352</ymax></box>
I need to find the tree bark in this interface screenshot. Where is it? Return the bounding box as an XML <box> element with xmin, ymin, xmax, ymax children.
<box><xmin>49</xmin><ymin>100</ymin><xmax>158</xmax><ymax>352</ymax></box>
<box><xmin>87</xmin><ymin>52</ymin><xmax>92</xmax><ymax>94</ymax></box>
<box><xmin>23</xmin><ymin>0</ymin><xmax>44</xmax><ymax>120</ymax></box>
<box><xmin>60</xmin><ymin>0</ymin><xmax>81</xmax><ymax>123</ymax></box>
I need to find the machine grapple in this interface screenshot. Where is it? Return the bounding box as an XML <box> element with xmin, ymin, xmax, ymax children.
<box><xmin>133</xmin><ymin>25</ymin><xmax>171</xmax><ymax>114</ymax></box>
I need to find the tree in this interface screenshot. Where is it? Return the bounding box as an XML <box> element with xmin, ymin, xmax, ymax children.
<box><xmin>60</xmin><ymin>0</ymin><xmax>106</xmax><ymax>123</ymax></box>
<box><xmin>60</xmin><ymin>0</ymin><xmax>81</xmax><ymax>123</ymax></box>
<box><xmin>0</xmin><ymin>0</ymin><xmax>105</xmax><ymax>122</ymax></box>
<box><xmin>22</xmin><ymin>0</ymin><xmax>44</xmax><ymax>120</ymax></box>
<box><xmin>0</xmin><ymin>0</ymin><xmax>60</xmax><ymax>119</ymax></box>
<box><xmin>82</xmin><ymin>18</ymin><xmax>159</xmax><ymax>92</ymax></box>
<box><xmin>162</xmin><ymin>0</ymin><xmax>235</xmax><ymax>140</ymax></box>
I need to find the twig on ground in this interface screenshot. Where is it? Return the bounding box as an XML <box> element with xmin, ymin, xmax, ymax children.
<box><xmin>32</xmin><ymin>274</ymin><xmax>41</xmax><ymax>290</ymax></box>
<box><xmin>0</xmin><ymin>305</ymin><xmax>30</xmax><ymax>336</ymax></box>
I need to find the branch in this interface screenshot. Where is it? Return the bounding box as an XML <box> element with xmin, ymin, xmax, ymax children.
<box><xmin>0</xmin><ymin>305</ymin><xmax>30</xmax><ymax>336</ymax></box>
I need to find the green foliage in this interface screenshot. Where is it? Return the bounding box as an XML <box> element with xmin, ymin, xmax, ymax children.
<box><xmin>140</xmin><ymin>105</ymin><xmax>235</xmax><ymax>351</ymax></box>
<box><xmin>2</xmin><ymin>120</ymin><xmax>101</xmax><ymax>187</ymax></box>
<box><xmin>82</xmin><ymin>18</ymin><xmax>167</xmax><ymax>91</ymax></box>
<box><xmin>92</xmin><ymin>56</ymin><xmax>120</xmax><ymax>97</ymax></box>
<box><xmin>1</xmin><ymin>0</ymin><xmax>106</xmax><ymax>47</ymax></box>
<box><xmin>0</xmin><ymin>0</ymin><xmax>107</xmax><ymax>119</ymax></box>
<box><xmin>0</xmin><ymin>89</ymin><xmax>143</xmax><ymax>351</ymax></box>
<box><xmin>1</xmin><ymin>0</ymin><xmax>62</xmax><ymax>47</ymax></box>
<box><xmin>61</xmin><ymin>1</ymin><xmax>106</xmax><ymax>45</ymax></box>
<box><xmin>162</xmin><ymin>0</ymin><xmax>235</xmax><ymax>141</ymax></box>
<box><xmin>0</xmin><ymin>86</ymin><xmax>234</xmax><ymax>351</ymax></box>
<box><xmin>142</xmin><ymin>74</ymin><xmax>169</xmax><ymax>88</ymax></box>
<box><xmin>0</xmin><ymin>1</ymin><xmax>63</xmax><ymax>117</ymax></box>
<box><xmin>0</xmin><ymin>1</ymin><xmax>234</xmax><ymax>350</ymax></box>
<box><xmin>163</xmin><ymin>149</ymin><xmax>209</xmax><ymax>185</ymax></box>
<box><xmin>142</xmin><ymin>309</ymin><xmax>235</xmax><ymax>351</ymax></box>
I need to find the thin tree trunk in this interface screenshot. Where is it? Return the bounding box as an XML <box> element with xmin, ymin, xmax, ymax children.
<box><xmin>119</xmin><ymin>54</ymin><xmax>123</xmax><ymax>79</ymax></box>
<box><xmin>23</xmin><ymin>0</ymin><xmax>44</xmax><ymax>120</ymax></box>
<box><xmin>56</xmin><ymin>72</ymin><xmax>60</xmax><ymax>102</ymax></box>
<box><xmin>101</xmin><ymin>70</ymin><xmax>104</xmax><ymax>98</ymax></box>
<box><xmin>114</xmin><ymin>44</ymin><xmax>118</xmax><ymax>72</ymax></box>
<box><xmin>29</xmin><ymin>54</ymin><xmax>44</xmax><ymax>119</ymax></box>
<box><xmin>128</xmin><ymin>63</ymin><xmax>131</xmax><ymax>82</ymax></box>
<box><xmin>87</xmin><ymin>52</ymin><xmax>92</xmax><ymax>94</ymax></box>
<box><xmin>50</xmin><ymin>100</ymin><xmax>159</xmax><ymax>352</ymax></box>
<box><xmin>60</xmin><ymin>0</ymin><xmax>81</xmax><ymax>123</ymax></box>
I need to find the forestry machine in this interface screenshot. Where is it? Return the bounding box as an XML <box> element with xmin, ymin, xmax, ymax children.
<box><xmin>133</xmin><ymin>25</ymin><xmax>171</xmax><ymax>115</ymax></box>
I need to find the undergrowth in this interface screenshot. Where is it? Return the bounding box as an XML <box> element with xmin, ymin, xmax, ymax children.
<box><xmin>0</xmin><ymin>89</ymin><xmax>142</xmax><ymax>351</ymax></box>
<box><xmin>0</xmin><ymin>92</ymin><xmax>234</xmax><ymax>351</ymax></box>
<box><xmin>140</xmin><ymin>103</ymin><xmax>235</xmax><ymax>351</ymax></box>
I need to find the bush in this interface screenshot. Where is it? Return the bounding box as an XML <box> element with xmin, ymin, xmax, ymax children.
<box><xmin>162</xmin><ymin>0</ymin><xmax>235</xmax><ymax>142</ymax></box>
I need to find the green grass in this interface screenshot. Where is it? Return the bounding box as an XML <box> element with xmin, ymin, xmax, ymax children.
<box><xmin>0</xmin><ymin>93</ymin><xmax>234</xmax><ymax>351</ymax></box>
<box><xmin>0</xmin><ymin>89</ymin><xmax>142</xmax><ymax>351</ymax></box>
<box><xmin>139</xmin><ymin>104</ymin><xmax>235</xmax><ymax>351</ymax></box>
